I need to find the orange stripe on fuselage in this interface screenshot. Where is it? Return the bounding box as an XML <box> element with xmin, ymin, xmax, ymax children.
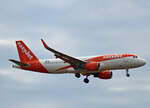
<box><xmin>22</xmin><ymin>60</ymin><xmax>49</xmax><ymax>73</ymax></box>
<box><xmin>56</xmin><ymin>54</ymin><xmax>136</xmax><ymax>71</ymax></box>
<box><xmin>56</xmin><ymin>65</ymin><xmax>73</xmax><ymax>71</ymax></box>
<box><xmin>86</xmin><ymin>54</ymin><xmax>136</xmax><ymax>62</ymax></box>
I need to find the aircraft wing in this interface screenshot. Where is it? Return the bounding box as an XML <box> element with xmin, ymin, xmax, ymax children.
<box><xmin>41</xmin><ymin>39</ymin><xmax>86</xmax><ymax>70</ymax></box>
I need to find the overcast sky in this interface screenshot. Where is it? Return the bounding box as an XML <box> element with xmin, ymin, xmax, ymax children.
<box><xmin>0</xmin><ymin>0</ymin><xmax>150</xmax><ymax>108</ymax></box>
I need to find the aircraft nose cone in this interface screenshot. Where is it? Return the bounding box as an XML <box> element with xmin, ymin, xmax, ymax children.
<box><xmin>140</xmin><ymin>59</ymin><xmax>146</xmax><ymax>66</ymax></box>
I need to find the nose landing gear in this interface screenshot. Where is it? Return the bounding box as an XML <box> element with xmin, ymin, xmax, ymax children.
<box><xmin>126</xmin><ymin>69</ymin><xmax>130</xmax><ymax>77</ymax></box>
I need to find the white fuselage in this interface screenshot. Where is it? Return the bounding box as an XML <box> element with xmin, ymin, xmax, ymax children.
<box><xmin>39</xmin><ymin>56</ymin><xmax>146</xmax><ymax>74</ymax></box>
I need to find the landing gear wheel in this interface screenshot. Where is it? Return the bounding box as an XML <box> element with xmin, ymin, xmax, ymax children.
<box><xmin>126</xmin><ymin>74</ymin><xmax>130</xmax><ymax>77</ymax></box>
<box><xmin>84</xmin><ymin>78</ymin><xmax>89</xmax><ymax>84</ymax></box>
<box><xmin>75</xmin><ymin>73</ymin><xmax>81</xmax><ymax>78</ymax></box>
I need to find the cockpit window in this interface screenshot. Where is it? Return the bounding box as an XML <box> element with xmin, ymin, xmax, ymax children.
<box><xmin>133</xmin><ymin>56</ymin><xmax>138</xmax><ymax>58</ymax></box>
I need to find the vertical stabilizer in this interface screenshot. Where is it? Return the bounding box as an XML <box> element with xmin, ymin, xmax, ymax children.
<box><xmin>16</xmin><ymin>41</ymin><xmax>38</xmax><ymax>63</ymax></box>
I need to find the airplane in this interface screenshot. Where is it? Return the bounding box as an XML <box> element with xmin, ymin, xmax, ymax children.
<box><xmin>9</xmin><ymin>39</ymin><xmax>146</xmax><ymax>83</ymax></box>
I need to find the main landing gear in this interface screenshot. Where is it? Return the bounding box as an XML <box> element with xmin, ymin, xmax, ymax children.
<box><xmin>84</xmin><ymin>74</ymin><xmax>90</xmax><ymax>84</ymax></box>
<box><xmin>75</xmin><ymin>73</ymin><xmax>90</xmax><ymax>84</ymax></box>
<box><xmin>75</xmin><ymin>73</ymin><xmax>81</xmax><ymax>78</ymax></box>
<box><xmin>84</xmin><ymin>78</ymin><xmax>89</xmax><ymax>84</ymax></box>
<box><xmin>126</xmin><ymin>69</ymin><xmax>130</xmax><ymax>77</ymax></box>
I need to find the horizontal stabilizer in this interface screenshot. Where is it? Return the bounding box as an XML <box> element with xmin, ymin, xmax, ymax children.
<box><xmin>9</xmin><ymin>59</ymin><xmax>29</xmax><ymax>67</ymax></box>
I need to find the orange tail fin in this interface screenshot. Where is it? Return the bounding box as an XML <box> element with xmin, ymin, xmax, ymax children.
<box><xmin>16</xmin><ymin>41</ymin><xmax>38</xmax><ymax>63</ymax></box>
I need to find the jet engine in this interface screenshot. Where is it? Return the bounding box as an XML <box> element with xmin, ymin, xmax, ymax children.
<box><xmin>86</xmin><ymin>62</ymin><xmax>100</xmax><ymax>71</ymax></box>
<box><xmin>94</xmin><ymin>70</ymin><xmax>113</xmax><ymax>79</ymax></box>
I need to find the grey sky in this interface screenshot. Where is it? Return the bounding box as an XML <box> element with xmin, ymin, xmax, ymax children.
<box><xmin>0</xmin><ymin>0</ymin><xmax>150</xmax><ymax>108</ymax></box>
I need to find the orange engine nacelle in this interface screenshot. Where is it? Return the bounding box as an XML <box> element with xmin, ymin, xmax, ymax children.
<box><xmin>86</xmin><ymin>62</ymin><xmax>100</xmax><ymax>71</ymax></box>
<box><xmin>94</xmin><ymin>70</ymin><xmax>113</xmax><ymax>79</ymax></box>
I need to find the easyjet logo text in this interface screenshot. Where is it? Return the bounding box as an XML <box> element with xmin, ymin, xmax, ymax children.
<box><xmin>17</xmin><ymin>42</ymin><xmax>33</xmax><ymax>60</ymax></box>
